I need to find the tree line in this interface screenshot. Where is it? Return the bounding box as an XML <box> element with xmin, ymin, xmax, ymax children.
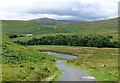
<box><xmin>14</xmin><ymin>34</ymin><xmax>120</xmax><ymax>48</ymax></box>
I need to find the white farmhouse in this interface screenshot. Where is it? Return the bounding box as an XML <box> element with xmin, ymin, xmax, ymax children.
<box><xmin>26</xmin><ymin>34</ymin><xmax>33</xmax><ymax>36</ymax></box>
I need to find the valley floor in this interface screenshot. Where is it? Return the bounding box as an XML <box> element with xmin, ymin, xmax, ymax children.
<box><xmin>2</xmin><ymin>34</ymin><xmax>118</xmax><ymax>81</ymax></box>
<box><xmin>29</xmin><ymin>45</ymin><xmax>118</xmax><ymax>81</ymax></box>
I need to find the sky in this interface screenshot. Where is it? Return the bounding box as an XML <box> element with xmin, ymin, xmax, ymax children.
<box><xmin>0</xmin><ymin>0</ymin><xmax>119</xmax><ymax>21</ymax></box>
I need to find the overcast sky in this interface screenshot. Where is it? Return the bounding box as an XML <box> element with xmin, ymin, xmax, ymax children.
<box><xmin>0</xmin><ymin>0</ymin><xmax>119</xmax><ymax>21</ymax></box>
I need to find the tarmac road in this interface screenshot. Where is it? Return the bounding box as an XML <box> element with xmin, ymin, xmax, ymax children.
<box><xmin>56</xmin><ymin>60</ymin><xmax>96</xmax><ymax>82</ymax></box>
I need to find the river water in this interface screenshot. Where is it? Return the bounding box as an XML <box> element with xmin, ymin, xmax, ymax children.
<box><xmin>43</xmin><ymin>52</ymin><xmax>77</xmax><ymax>59</ymax></box>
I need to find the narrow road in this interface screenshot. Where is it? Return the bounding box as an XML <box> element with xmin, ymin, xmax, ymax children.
<box><xmin>56</xmin><ymin>60</ymin><xmax>96</xmax><ymax>81</ymax></box>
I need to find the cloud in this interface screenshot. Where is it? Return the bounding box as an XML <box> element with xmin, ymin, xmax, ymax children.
<box><xmin>0</xmin><ymin>0</ymin><xmax>119</xmax><ymax>21</ymax></box>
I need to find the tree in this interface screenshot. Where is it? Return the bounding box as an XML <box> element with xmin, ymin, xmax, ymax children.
<box><xmin>9</xmin><ymin>35</ymin><xmax>17</xmax><ymax>38</ymax></box>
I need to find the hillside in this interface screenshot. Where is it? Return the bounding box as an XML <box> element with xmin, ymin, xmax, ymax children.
<box><xmin>2</xmin><ymin>34</ymin><xmax>61</xmax><ymax>81</ymax></box>
<box><xmin>2</xmin><ymin>20</ymin><xmax>69</xmax><ymax>34</ymax></box>
<box><xmin>29</xmin><ymin>18</ymin><xmax>78</xmax><ymax>25</ymax></box>
<box><xmin>56</xmin><ymin>18</ymin><xmax>118</xmax><ymax>35</ymax></box>
<box><xmin>2</xmin><ymin>18</ymin><xmax>118</xmax><ymax>36</ymax></box>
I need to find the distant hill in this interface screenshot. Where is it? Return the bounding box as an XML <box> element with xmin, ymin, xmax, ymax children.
<box><xmin>29</xmin><ymin>18</ymin><xmax>79</xmax><ymax>25</ymax></box>
<box><xmin>2</xmin><ymin>20</ymin><xmax>70</xmax><ymax>34</ymax></box>
<box><xmin>56</xmin><ymin>18</ymin><xmax>118</xmax><ymax>34</ymax></box>
<box><xmin>2</xmin><ymin>18</ymin><xmax>118</xmax><ymax>36</ymax></box>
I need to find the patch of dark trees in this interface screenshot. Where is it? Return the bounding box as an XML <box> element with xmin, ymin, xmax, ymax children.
<box><xmin>14</xmin><ymin>34</ymin><xmax>120</xmax><ymax>48</ymax></box>
<box><xmin>9</xmin><ymin>34</ymin><xmax>24</xmax><ymax>39</ymax></box>
<box><xmin>9</xmin><ymin>35</ymin><xmax>18</xmax><ymax>38</ymax></box>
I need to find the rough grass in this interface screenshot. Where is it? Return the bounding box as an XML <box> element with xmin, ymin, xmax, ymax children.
<box><xmin>28</xmin><ymin>45</ymin><xmax>118</xmax><ymax>81</ymax></box>
<box><xmin>2</xmin><ymin>36</ymin><xmax>61</xmax><ymax>81</ymax></box>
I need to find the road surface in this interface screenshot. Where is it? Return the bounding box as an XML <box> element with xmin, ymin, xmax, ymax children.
<box><xmin>56</xmin><ymin>60</ymin><xmax>96</xmax><ymax>82</ymax></box>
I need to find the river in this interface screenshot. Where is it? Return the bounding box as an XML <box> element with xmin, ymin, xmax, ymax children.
<box><xmin>43</xmin><ymin>51</ymin><xmax>77</xmax><ymax>59</ymax></box>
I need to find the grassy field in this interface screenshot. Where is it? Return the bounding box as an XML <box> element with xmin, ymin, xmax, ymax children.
<box><xmin>28</xmin><ymin>45</ymin><xmax>118</xmax><ymax>81</ymax></box>
<box><xmin>2</xmin><ymin>35</ymin><xmax>62</xmax><ymax>81</ymax></box>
